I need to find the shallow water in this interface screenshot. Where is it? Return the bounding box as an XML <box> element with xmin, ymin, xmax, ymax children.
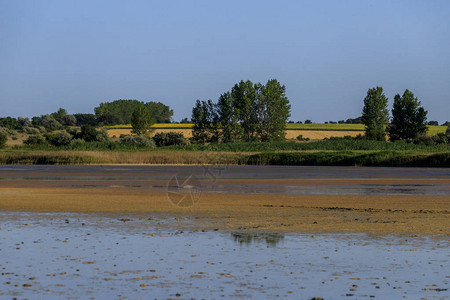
<box><xmin>1</xmin><ymin>165</ymin><xmax>449</xmax><ymax>196</ymax></box>
<box><xmin>0</xmin><ymin>212</ymin><xmax>448</xmax><ymax>299</ymax></box>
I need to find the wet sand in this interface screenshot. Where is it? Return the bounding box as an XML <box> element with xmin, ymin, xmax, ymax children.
<box><xmin>0</xmin><ymin>165</ymin><xmax>449</xmax><ymax>235</ymax></box>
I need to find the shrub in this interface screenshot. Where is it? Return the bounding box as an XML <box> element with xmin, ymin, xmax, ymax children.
<box><xmin>23</xmin><ymin>135</ymin><xmax>47</xmax><ymax>146</ymax></box>
<box><xmin>23</xmin><ymin>126</ymin><xmax>40</xmax><ymax>135</ymax></box>
<box><xmin>41</xmin><ymin>114</ymin><xmax>62</xmax><ymax>131</ymax></box>
<box><xmin>80</xmin><ymin>125</ymin><xmax>98</xmax><ymax>142</ymax></box>
<box><xmin>48</xmin><ymin>131</ymin><xmax>73</xmax><ymax>146</ymax></box>
<box><xmin>120</xmin><ymin>135</ymin><xmax>155</xmax><ymax>147</ymax></box>
<box><xmin>432</xmin><ymin>133</ymin><xmax>448</xmax><ymax>145</ymax></box>
<box><xmin>0</xmin><ymin>127</ymin><xmax>11</xmax><ymax>136</ymax></box>
<box><xmin>153</xmin><ymin>132</ymin><xmax>188</xmax><ymax>147</ymax></box>
<box><xmin>95</xmin><ymin>129</ymin><xmax>111</xmax><ymax>142</ymax></box>
<box><xmin>296</xmin><ymin>134</ymin><xmax>309</xmax><ymax>141</ymax></box>
<box><xmin>69</xmin><ymin>138</ymin><xmax>86</xmax><ymax>148</ymax></box>
<box><xmin>0</xmin><ymin>133</ymin><xmax>7</xmax><ymax>148</ymax></box>
<box><xmin>66</xmin><ymin>127</ymin><xmax>81</xmax><ymax>139</ymax></box>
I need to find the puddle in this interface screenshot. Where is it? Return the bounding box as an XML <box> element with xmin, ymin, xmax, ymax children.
<box><xmin>0</xmin><ymin>212</ymin><xmax>448</xmax><ymax>299</ymax></box>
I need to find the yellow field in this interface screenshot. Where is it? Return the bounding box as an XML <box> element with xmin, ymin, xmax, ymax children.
<box><xmin>105</xmin><ymin>123</ymin><xmax>447</xmax><ymax>136</ymax></box>
<box><xmin>108</xmin><ymin>128</ymin><xmax>194</xmax><ymax>139</ymax></box>
<box><xmin>107</xmin><ymin>128</ymin><xmax>363</xmax><ymax>140</ymax></box>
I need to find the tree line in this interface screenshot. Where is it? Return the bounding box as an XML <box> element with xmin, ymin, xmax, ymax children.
<box><xmin>361</xmin><ymin>87</ymin><xmax>430</xmax><ymax>141</ymax></box>
<box><xmin>191</xmin><ymin>79</ymin><xmax>291</xmax><ymax>144</ymax></box>
<box><xmin>0</xmin><ymin>100</ymin><xmax>173</xmax><ymax>132</ymax></box>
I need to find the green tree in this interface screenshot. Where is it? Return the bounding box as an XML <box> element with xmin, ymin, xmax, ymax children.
<box><xmin>51</xmin><ymin>108</ymin><xmax>67</xmax><ymax>123</ymax></box>
<box><xmin>95</xmin><ymin>100</ymin><xmax>172</xmax><ymax>125</ymax></box>
<box><xmin>217</xmin><ymin>91</ymin><xmax>242</xmax><ymax>143</ymax></box>
<box><xmin>258</xmin><ymin>79</ymin><xmax>291</xmax><ymax>141</ymax></box>
<box><xmin>361</xmin><ymin>86</ymin><xmax>389</xmax><ymax>141</ymax></box>
<box><xmin>131</xmin><ymin>104</ymin><xmax>153</xmax><ymax>136</ymax></box>
<box><xmin>231</xmin><ymin>80</ymin><xmax>259</xmax><ymax>142</ymax></box>
<box><xmin>191</xmin><ymin>99</ymin><xmax>218</xmax><ymax>144</ymax></box>
<box><xmin>389</xmin><ymin>89</ymin><xmax>428</xmax><ymax>141</ymax></box>
<box><xmin>73</xmin><ymin>113</ymin><xmax>98</xmax><ymax>126</ymax></box>
<box><xmin>80</xmin><ymin>125</ymin><xmax>98</xmax><ymax>142</ymax></box>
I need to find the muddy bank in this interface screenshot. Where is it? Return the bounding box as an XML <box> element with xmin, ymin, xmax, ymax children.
<box><xmin>0</xmin><ymin>187</ymin><xmax>448</xmax><ymax>235</ymax></box>
<box><xmin>0</xmin><ymin>165</ymin><xmax>448</xmax><ymax>235</ymax></box>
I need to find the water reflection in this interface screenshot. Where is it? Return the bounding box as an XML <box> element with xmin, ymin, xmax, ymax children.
<box><xmin>232</xmin><ymin>232</ymin><xmax>284</xmax><ymax>247</ymax></box>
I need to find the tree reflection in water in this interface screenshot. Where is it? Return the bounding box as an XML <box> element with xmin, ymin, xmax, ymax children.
<box><xmin>231</xmin><ymin>232</ymin><xmax>284</xmax><ymax>247</ymax></box>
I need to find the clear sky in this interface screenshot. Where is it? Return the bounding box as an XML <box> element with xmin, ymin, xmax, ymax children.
<box><xmin>1</xmin><ymin>0</ymin><xmax>449</xmax><ymax>123</ymax></box>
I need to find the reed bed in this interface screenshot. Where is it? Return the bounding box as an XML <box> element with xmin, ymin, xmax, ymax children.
<box><xmin>1</xmin><ymin>149</ymin><xmax>449</xmax><ymax>167</ymax></box>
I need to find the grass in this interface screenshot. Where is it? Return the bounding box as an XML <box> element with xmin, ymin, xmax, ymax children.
<box><xmin>247</xmin><ymin>151</ymin><xmax>450</xmax><ymax>168</ymax></box>
<box><xmin>0</xmin><ymin>150</ymin><xmax>247</xmax><ymax>165</ymax></box>
<box><xmin>1</xmin><ymin>149</ymin><xmax>449</xmax><ymax>167</ymax></box>
<box><xmin>166</xmin><ymin>139</ymin><xmax>449</xmax><ymax>152</ymax></box>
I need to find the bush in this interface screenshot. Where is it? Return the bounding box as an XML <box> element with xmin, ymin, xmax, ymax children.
<box><xmin>153</xmin><ymin>132</ymin><xmax>188</xmax><ymax>147</ymax></box>
<box><xmin>41</xmin><ymin>114</ymin><xmax>62</xmax><ymax>131</ymax></box>
<box><xmin>296</xmin><ymin>134</ymin><xmax>309</xmax><ymax>141</ymax></box>
<box><xmin>95</xmin><ymin>129</ymin><xmax>111</xmax><ymax>142</ymax></box>
<box><xmin>69</xmin><ymin>138</ymin><xmax>86</xmax><ymax>148</ymax></box>
<box><xmin>119</xmin><ymin>135</ymin><xmax>155</xmax><ymax>147</ymax></box>
<box><xmin>23</xmin><ymin>126</ymin><xmax>40</xmax><ymax>135</ymax></box>
<box><xmin>23</xmin><ymin>135</ymin><xmax>47</xmax><ymax>146</ymax></box>
<box><xmin>0</xmin><ymin>133</ymin><xmax>7</xmax><ymax>148</ymax></box>
<box><xmin>66</xmin><ymin>127</ymin><xmax>81</xmax><ymax>139</ymax></box>
<box><xmin>80</xmin><ymin>125</ymin><xmax>98</xmax><ymax>142</ymax></box>
<box><xmin>0</xmin><ymin>127</ymin><xmax>10</xmax><ymax>136</ymax></box>
<box><xmin>48</xmin><ymin>131</ymin><xmax>73</xmax><ymax>146</ymax></box>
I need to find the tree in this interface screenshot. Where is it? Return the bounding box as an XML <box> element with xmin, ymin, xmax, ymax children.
<box><xmin>146</xmin><ymin>102</ymin><xmax>173</xmax><ymax>123</ymax></box>
<box><xmin>192</xmin><ymin>79</ymin><xmax>291</xmax><ymax>143</ymax></box>
<box><xmin>231</xmin><ymin>80</ymin><xmax>259</xmax><ymax>142</ymax></box>
<box><xmin>427</xmin><ymin>121</ymin><xmax>439</xmax><ymax>126</ymax></box>
<box><xmin>80</xmin><ymin>125</ymin><xmax>98</xmax><ymax>142</ymax></box>
<box><xmin>305</xmin><ymin>119</ymin><xmax>312</xmax><ymax>124</ymax></box>
<box><xmin>191</xmin><ymin>99</ymin><xmax>219</xmax><ymax>144</ymax></box>
<box><xmin>51</xmin><ymin>108</ymin><xmax>68</xmax><ymax>123</ymax></box>
<box><xmin>191</xmin><ymin>100</ymin><xmax>208</xmax><ymax>144</ymax></box>
<box><xmin>257</xmin><ymin>79</ymin><xmax>291</xmax><ymax>141</ymax></box>
<box><xmin>74</xmin><ymin>113</ymin><xmax>98</xmax><ymax>126</ymax></box>
<box><xmin>389</xmin><ymin>89</ymin><xmax>428</xmax><ymax>141</ymax></box>
<box><xmin>61</xmin><ymin>114</ymin><xmax>77</xmax><ymax>126</ymax></box>
<box><xmin>95</xmin><ymin>100</ymin><xmax>172</xmax><ymax>125</ymax></box>
<box><xmin>131</xmin><ymin>104</ymin><xmax>153</xmax><ymax>136</ymax></box>
<box><xmin>361</xmin><ymin>86</ymin><xmax>389</xmax><ymax>141</ymax></box>
<box><xmin>180</xmin><ymin>118</ymin><xmax>190</xmax><ymax>124</ymax></box>
<box><xmin>217</xmin><ymin>91</ymin><xmax>241</xmax><ymax>143</ymax></box>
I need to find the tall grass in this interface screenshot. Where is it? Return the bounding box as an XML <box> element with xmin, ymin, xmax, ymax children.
<box><xmin>168</xmin><ymin>139</ymin><xmax>449</xmax><ymax>152</ymax></box>
<box><xmin>247</xmin><ymin>151</ymin><xmax>450</xmax><ymax>168</ymax></box>
<box><xmin>1</xmin><ymin>150</ymin><xmax>448</xmax><ymax>167</ymax></box>
<box><xmin>0</xmin><ymin>151</ymin><xmax>247</xmax><ymax>165</ymax></box>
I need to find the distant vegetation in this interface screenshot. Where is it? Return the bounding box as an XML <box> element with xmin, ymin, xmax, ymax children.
<box><xmin>191</xmin><ymin>79</ymin><xmax>291</xmax><ymax>143</ymax></box>
<box><xmin>0</xmin><ymin>80</ymin><xmax>448</xmax><ymax>168</ymax></box>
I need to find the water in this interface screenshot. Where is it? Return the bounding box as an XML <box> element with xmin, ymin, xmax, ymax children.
<box><xmin>1</xmin><ymin>165</ymin><xmax>449</xmax><ymax>196</ymax></box>
<box><xmin>0</xmin><ymin>212</ymin><xmax>448</xmax><ymax>299</ymax></box>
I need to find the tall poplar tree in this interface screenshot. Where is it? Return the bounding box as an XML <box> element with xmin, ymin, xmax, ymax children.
<box><xmin>361</xmin><ymin>86</ymin><xmax>389</xmax><ymax>141</ymax></box>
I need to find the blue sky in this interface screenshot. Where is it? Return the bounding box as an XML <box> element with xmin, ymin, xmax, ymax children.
<box><xmin>1</xmin><ymin>0</ymin><xmax>449</xmax><ymax>122</ymax></box>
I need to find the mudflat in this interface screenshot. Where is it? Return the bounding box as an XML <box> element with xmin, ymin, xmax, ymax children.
<box><xmin>0</xmin><ymin>165</ymin><xmax>449</xmax><ymax>235</ymax></box>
